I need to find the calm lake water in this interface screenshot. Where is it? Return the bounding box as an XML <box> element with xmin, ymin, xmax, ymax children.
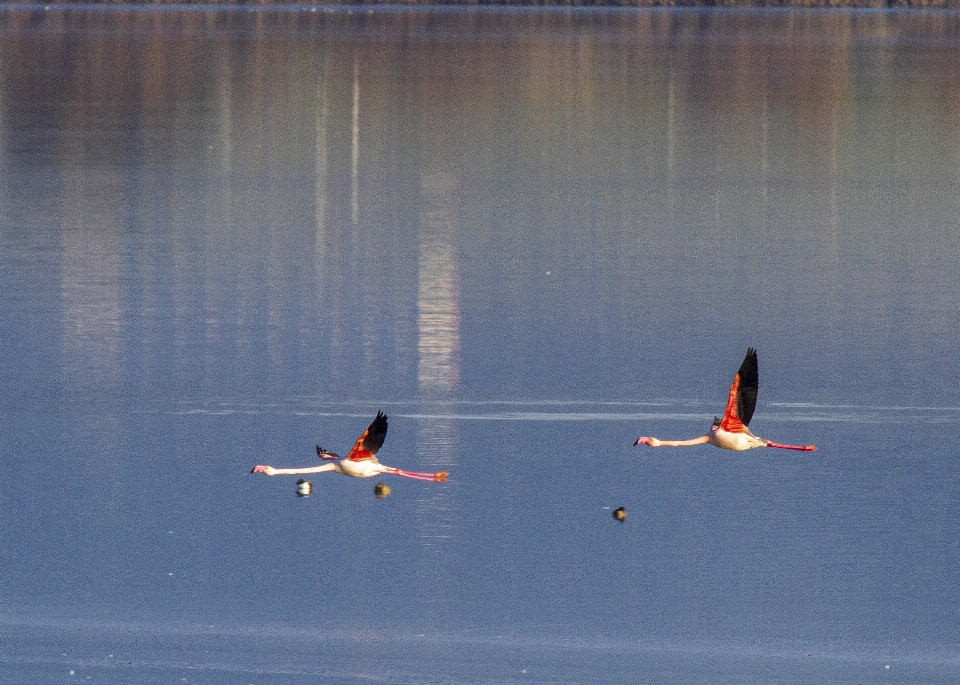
<box><xmin>2</xmin><ymin>5</ymin><xmax>960</xmax><ymax>684</ymax></box>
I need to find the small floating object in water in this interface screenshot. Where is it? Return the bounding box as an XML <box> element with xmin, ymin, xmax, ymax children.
<box><xmin>374</xmin><ymin>482</ymin><xmax>391</xmax><ymax>499</ymax></box>
<box><xmin>612</xmin><ymin>506</ymin><xmax>627</xmax><ymax>522</ymax></box>
<box><xmin>296</xmin><ymin>479</ymin><xmax>312</xmax><ymax>497</ymax></box>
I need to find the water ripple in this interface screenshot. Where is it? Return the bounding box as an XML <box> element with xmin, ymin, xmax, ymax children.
<box><xmin>166</xmin><ymin>398</ymin><xmax>960</xmax><ymax>425</ymax></box>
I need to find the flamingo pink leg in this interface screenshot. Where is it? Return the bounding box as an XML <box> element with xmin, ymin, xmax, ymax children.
<box><xmin>389</xmin><ymin>468</ymin><xmax>449</xmax><ymax>482</ymax></box>
<box><xmin>766</xmin><ymin>441</ymin><xmax>817</xmax><ymax>451</ymax></box>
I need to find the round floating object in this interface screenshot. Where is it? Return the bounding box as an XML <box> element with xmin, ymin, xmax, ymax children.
<box><xmin>296</xmin><ymin>479</ymin><xmax>312</xmax><ymax>497</ymax></box>
<box><xmin>612</xmin><ymin>506</ymin><xmax>627</xmax><ymax>522</ymax></box>
<box><xmin>374</xmin><ymin>482</ymin><xmax>391</xmax><ymax>499</ymax></box>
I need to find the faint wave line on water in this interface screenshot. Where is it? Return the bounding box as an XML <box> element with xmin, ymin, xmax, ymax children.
<box><xmin>3</xmin><ymin>614</ymin><xmax>959</xmax><ymax>673</ymax></box>
<box><xmin>166</xmin><ymin>398</ymin><xmax>960</xmax><ymax>424</ymax></box>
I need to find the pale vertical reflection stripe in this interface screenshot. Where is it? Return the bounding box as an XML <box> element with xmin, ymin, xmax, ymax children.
<box><xmin>58</xmin><ymin>159</ymin><xmax>124</xmax><ymax>471</ymax></box>
<box><xmin>666</xmin><ymin>65</ymin><xmax>676</xmax><ymax>185</ymax></box>
<box><xmin>666</xmin><ymin>62</ymin><xmax>677</xmax><ymax>229</ymax></box>
<box><xmin>418</xmin><ymin>171</ymin><xmax>461</xmax><ymax>397</ymax></box>
<box><xmin>760</xmin><ymin>82</ymin><xmax>769</xmax><ymax>205</ymax></box>
<box><xmin>205</xmin><ymin>46</ymin><xmax>234</xmax><ymax>382</ymax></box>
<box><xmin>316</xmin><ymin>57</ymin><xmax>347</xmax><ymax>389</ymax></box>
<box><xmin>315</xmin><ymin>60</ymin><xmax>329</xmax><ymax>268</ymax></box>
<box><xmin>824</xmin><ymin>66</ymin><xmax>844</xmax><ymax>390</ymax></box>
<box><xmin>0</xmin><ymin>81</ymin><xmax>4</xmax><ymax>194</ymax></box>
<box><xmin>417</xmin><ymin>171</ymin><xmax>461</xmax><ymax>548</ymax></box>
<box><xmin>60</xmin><ymin>189</ymin><xmax>122</xmax><ymax>395</ymax></box>
<box><xmin>757</xmin><ymin>66</ymin><xmax>773</xmax><ymax>300</ymax></box>
<box><xmin>314</xmin><ymin>56</ymin><xmax>329</xmax><ymax>372</ymax></box>
<box><xmin>350</xmin><ymin>58</ymin><xmax>360</xmax><ymax>227</ymax></box>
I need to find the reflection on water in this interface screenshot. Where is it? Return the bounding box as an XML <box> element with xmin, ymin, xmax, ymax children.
<box><xmin>170</xmin><ymin>396</ymin><xmax>960</xmax><ymax>427</ymax></box>
<box><xmin>416</xmin><ymin>170</ymin><xmax>460</xmax><ymax>549</ymax></box>
<box><xmin>3</xmin><ymin>6</ymin><xmax>960</xmax><ymax>682</ymax></box>
<box><xmin>418</xmin><ymin>171</ymin><xmax>461</xmax><ymax>400</ymax></box>
<box><xmin>60</xmin><ymin>209</ymin><xmax>122</xmax><ymax>391</ymax></box>
<box><xmin>1</xmin><ymin>7</ymin><xmax>959</xmax><ymax>404</ymax></box>
<box><xmin>351</xmin><ymin>58</ymin><xmax>361</xmax><ymax>227</ymax></box>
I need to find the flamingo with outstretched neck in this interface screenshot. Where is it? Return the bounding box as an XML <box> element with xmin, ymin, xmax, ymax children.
<box><xmin>251</xmin><ymin>411</ymin><xmax>449</xmax><ymax>482</ymax></box>
<box><xmin>634</xmin><ymin>348</ymin><xmax>816</xmax><ymax>452</ymax></box>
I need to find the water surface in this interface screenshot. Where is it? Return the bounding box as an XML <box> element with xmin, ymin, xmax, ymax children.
<box><xmin>2</xmin><ymin>6</ymin><xmax>960</xmax><ymax>684</ymax></box>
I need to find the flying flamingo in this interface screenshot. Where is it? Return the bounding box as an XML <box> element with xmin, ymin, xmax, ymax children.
<box><xmin>251</xmin><ymin>411</ymin><xmax>449</xmax><ymax>482</ymax></box>
<box><xmin>634</xmin><ymin>348</ymin><xmax>816</xmax><ymax>452</ymax></box>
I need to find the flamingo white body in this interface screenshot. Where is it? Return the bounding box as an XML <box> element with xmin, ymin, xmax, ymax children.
<box><xmin>634</xmin><ymin>348</ymin><xmax>816</xmax><ymax>452</ymax></box>
<box><xmin>251</xmin><ymin>411</ymin><xmax>448</xmax><ymax>482</ymax></box>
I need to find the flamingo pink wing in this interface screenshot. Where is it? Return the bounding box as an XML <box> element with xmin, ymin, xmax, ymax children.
<box><xmin>718</xmin><ymin>374</ymin><xmax>747</xmax><ymax>433</ymax></box>
<box><xmin>345</xmin><ymin>411</ymin><xmax>388</xmax><ymax>462</ymax></box>
<box><xmin>718</xmin><ymin>348</ymin><xmax>759</xmax><ymax>433</ymax></box>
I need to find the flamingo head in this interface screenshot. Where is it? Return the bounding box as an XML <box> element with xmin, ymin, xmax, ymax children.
<box><xmin>251</xmin><ymin>465</ymin><xmax>275</xmax><ymax>475</ymax></box>
<box><xmin>634</xmin><ymin>437</ymin><xmax>660</xmax><ymax>447</ymax></box>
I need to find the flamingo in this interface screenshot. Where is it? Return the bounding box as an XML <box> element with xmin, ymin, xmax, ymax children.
<box><xmin>251</xmin><ymin>411</ymin><xmax>449</xmax><ymax>482</ymax></box>
<box><xmin>634</xmin><ymin>348</ymin><xmax>816</xmax><ymax>452</ymax></box>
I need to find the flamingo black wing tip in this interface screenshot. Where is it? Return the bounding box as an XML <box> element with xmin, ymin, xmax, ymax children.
<box><xmin>363</xmin><ymin>411</ymin><xmax>389</xmax><ymax>455</ymax></box>
<box><xmin>317</xmin><ymin>445</ymin><xmax>340</xmax><ymax>460</ymax></box>
<box><xmin>734</xmin><ymin>349</ymin><xmax>759</xmax><ymax>427</ymax></box>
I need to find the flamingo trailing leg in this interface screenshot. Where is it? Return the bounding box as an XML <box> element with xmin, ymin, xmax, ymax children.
<box><xmin>251</xmin><ymin>411</ymin><xmax>449</xmax><ymax>482</ymax></box>
<box><xmin>634</xmin><ymin>348</ymin><xmax>816</xmax><ymax>452</ymax></box>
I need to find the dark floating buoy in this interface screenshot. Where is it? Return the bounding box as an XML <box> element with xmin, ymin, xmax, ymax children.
<box><xmin>296</xmin><ymin>479</ymin><xmax>312</xmax><ymax>497</ymax></box>
<box><xmin>612</xmin><ymin>506</ymin><xmax>627</xmax><ymax>522</ymax></box>
<box><xmin>374</xmin><ymin>482</ymin><xmax>391</xmax><ymax>499</ymax></box>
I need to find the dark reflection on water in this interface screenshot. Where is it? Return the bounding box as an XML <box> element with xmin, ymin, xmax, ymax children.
<box><xmin>2</xmin><ymin>6</ymin><xmax>960</xmax><ymax>683</ymax></box>
<box><xmin>3</xmin><ymin>7</ymin><xmax>960</xmax><ymax>405</ymax></box>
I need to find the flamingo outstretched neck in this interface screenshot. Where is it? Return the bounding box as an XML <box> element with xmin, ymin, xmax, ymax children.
<box><xmin>251</xmin><ymin>411</ymin><xmax>450</xmax><ymax>482</ymax></box>
<box><xmin>633</xmin><ymin>348</ymin><xmax>817</xmax><ymax>452</ymax></box>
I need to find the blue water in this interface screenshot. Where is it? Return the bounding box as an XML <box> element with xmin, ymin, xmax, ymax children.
<box><xmin>2</xmin><ymin>5</ymin><xmax>960</xmax><ymax>683</ymax></box>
